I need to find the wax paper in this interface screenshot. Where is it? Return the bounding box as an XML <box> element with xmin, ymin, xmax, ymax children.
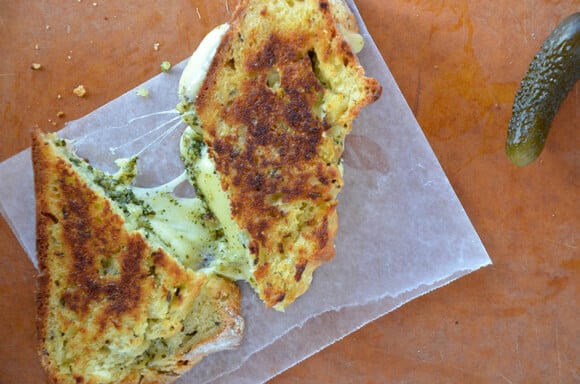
<box><xmin>0</xmin><ymin>1</ymin><xmax>491</xmax><ymax>383</ymax></box>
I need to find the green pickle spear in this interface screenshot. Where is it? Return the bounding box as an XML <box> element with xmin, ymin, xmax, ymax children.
<box><xmin>506</xmin><ymin>12</ymin><xmax>580</xmax><ymax>167</ymax></box>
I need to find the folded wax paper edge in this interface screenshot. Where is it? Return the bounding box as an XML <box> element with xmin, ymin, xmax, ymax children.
<box><xmin>0</xmin><ymin>149</ymin><xmax>35</xmax><ymax>260</ymax></box>
<box><xmin>209</xmin><ymin>267</ymin><xmax>486</xmax><ymax>384</ymax></box>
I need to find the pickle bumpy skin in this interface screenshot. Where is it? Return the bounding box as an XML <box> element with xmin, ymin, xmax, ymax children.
<box><xmin>506</xmin><ymin>12</ymin><xmax>580</xmax><ymax>167</ymax></box>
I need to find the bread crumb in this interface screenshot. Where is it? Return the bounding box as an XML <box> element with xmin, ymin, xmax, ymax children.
<box><xmin>35</xmin><ymin>44</ymin><xmax>40</xmax><ymax>50</ymax></box>
<box><xmin>73</xmin><ymin>85</ymin><xmax>87</xmax><ymax>97</ymax></box>
<box><xmin>56</xmin><ymin>111</ymin><xmax>65</xmax><ymax>118</ymax></box>
<box><xmin>153</xmin><ymin>42</ymin><xmax>160</xmax><ymax>51</ymax></box>
<box><xmin>57</xmin><ymin>94</ymin><xmax>62</xmax><ymax>100</ymax></box>
<box><xmin>31</xmin><ymin>63</ymin><xmax>42</xmax><ymax>70</ymax></box>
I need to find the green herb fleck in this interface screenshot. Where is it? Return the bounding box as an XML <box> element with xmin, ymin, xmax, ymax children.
<box><xmin>160</xmin><ymin>61</ymin><xmax>172</xmax><ymax>72</ymax></box>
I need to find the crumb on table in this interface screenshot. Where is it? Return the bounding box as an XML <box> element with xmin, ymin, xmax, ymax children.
<box><xmin>73</xmin><ymin>85</ymin><xmax>87</xmax><ymax>97</ymax></box>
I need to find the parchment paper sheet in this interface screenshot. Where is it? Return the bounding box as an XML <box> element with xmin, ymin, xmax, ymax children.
<box><xmin>0</xmin><ymin>1</ymin><xmax>491</xmax><ymax>383</ymax></box>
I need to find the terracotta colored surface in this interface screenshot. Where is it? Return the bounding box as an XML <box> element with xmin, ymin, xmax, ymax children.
<box><xmin>0</xmin><ymin>1</ymin><xmax>578</xmax><ymax>383</ymax></box>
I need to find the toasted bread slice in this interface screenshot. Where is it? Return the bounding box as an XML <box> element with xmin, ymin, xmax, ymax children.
<box><xmin>179</xmin><ymin>0</ymin><xmax>382</xmax><ymax>309</ymax></box>
<box><xmin>33</xmin><ymin>131</ymin><xmax>243</xmax><ymax>384</ymax></box>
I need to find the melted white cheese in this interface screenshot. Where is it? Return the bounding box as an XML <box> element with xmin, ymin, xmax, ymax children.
<box><xmin>177</xmin><ymin>23</ymin><xmax>252</xmax><ymax>280</ymax></box>
<box><xmin>338</xmin><ymin>25</ymin><xmax>364</xmax><ymax>54</ymax></box>
<box><xmin>178</xmin><ymin>23</ymin><xmax>230</xmax><ymax>103</ymax></box>
<box><xmin>129</xmin><ymin>166</ymin><xmax>249</xmax><ymax>280</ymax></box>
<box><xmin>131</xmin><ymin>173</ymin><xmax>218</xmax><ymax>268</ymax></box>
<box><xmin>92</xmin><ymin>22</ymin><xmax>250</xmax><ymax>280</ymax></box>
<box><xmin>128</xmin><ymin>22</ymin><xmax>249</xmax><ymax>279</ymax></box>
<box><xmin>179</xmin><ymin>128</ymin><xmax>251</xmax><ymax>280</ymax></box>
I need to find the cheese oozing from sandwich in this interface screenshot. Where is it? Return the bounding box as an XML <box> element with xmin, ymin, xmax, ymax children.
<box><xmin>177</xmin><ymin>23</ymin><xmax>255</xmax><ymax>283</ymax></box>
<box><xmin>178</xmin><ymin>23</ymin><xmax>231</xmax><ymax>104</ymax></box>
<box><xmin>96</xmin><ymin>22</ymin><xmax>251</xmax><ymax>281</ymax></box>
<box><xmin>48</xmin><ymin>23</ymin><xmax>250</xmax><ymax>282</ymax></box>
<box><xmin>50</xmin><ymin>139</ymin><xmax>241</xmax><ymax>277</ymax></box>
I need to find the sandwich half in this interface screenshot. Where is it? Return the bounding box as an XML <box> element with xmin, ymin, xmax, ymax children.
<box><xmin>33</xmin><ymin>131</ymin><xmax>243</xmax><ymax>384</ymax></box>
<box><xmin>178</xmin><ymin>0</ymin><xmax>382</xmax><ymax>310</ymax></box>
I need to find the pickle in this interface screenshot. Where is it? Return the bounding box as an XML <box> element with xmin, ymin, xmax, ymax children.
<box><xmin>506</xmin><ymin>12</ymin><xmax>580</xmax><ymax>166</ymax></box>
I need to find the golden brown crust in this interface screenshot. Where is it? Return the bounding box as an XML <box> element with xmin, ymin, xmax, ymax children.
<box><xmin>32</xmin><ymin>131</ymin><xmax>243</xmax><ymax>384</ymax></box>
<box><xmin>195</xmin><ymin>0</ymin><xmax>381</xmax><ymax>308</ymax></box>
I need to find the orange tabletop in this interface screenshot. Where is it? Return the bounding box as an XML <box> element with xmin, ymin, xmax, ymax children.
<box><xmin>1</xmin><ymin>1</ymin><xmax>578</xmax><ymax>383</ymax></box>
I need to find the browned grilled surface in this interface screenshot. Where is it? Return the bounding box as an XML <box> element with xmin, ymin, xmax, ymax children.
<box><xmin>195</xmin><ymin>0</ymin><xmax>381</xmax><ymax>308</ymax></box>
<box><xmin>35</xmin><ymin>134</ymin><xmax>147</xmax><ymax>382</ymax></box>
<box><xmin>47</xmin><ymin>164</ymin><xmax>148</xmax><ymax>324</ymax></box>
<box><xmin>32</xmin><ymin>132</ymin><xmax>243</xmax><ymax>384</ymax></box>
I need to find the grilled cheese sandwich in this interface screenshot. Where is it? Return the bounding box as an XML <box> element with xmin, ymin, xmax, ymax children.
<box><xmin>33</xmin><ymin>1</ymin><xmax>381</xmax><ymax>382</ymax></box>
<box><xmin>178</xmin><ymin>0</ymin><xmax>381</xmax><ymax>309</ymax></box>
<box><xmin>33</xmin><ymin>132</ymin><xmax>243</xmax><ymax>384</ymax></box>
